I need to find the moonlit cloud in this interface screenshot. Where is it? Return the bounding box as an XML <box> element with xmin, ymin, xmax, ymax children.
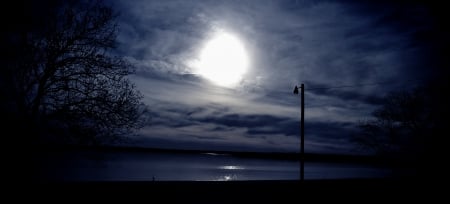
<box><xmin>113</xmin><ymin>0</ymin><xmax>439</xmax><ymax>154</ymax></box>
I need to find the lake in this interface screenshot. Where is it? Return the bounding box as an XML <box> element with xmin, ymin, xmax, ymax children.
<box><xmin>35</xmin><ymin>150</ymin><xmax>394</xmax><ymax>181</ymax></box>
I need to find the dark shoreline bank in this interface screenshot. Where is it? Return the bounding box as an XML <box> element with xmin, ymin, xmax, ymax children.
<box><xmin>21</xmin><ymin>179</ymin><xmax>431</xmax><ymax>202</ymax></box>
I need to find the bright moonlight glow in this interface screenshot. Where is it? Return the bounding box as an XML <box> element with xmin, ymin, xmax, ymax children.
<box><xmin>196</xmin><ymin>32</ymin><xmax>249</xmax><ymax>87</ymax></box>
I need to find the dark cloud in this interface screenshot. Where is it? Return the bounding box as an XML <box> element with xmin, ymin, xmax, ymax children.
<box><xmin>305</xmin><ymin>121</ymin><xmax>355</xmax><ymax>139</ymax></box>
<box><xmin>197</xmin><ymin>114</ymin><xmax>299</xmax><ymax>136</ymax></box>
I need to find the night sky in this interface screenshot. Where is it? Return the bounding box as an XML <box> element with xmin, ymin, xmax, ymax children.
<box><xmin>108</xmin><ymin>0</ymin><xmax>446</xmax><ymax>154</ymax></box>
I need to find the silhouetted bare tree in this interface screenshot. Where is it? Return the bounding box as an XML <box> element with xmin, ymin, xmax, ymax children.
<box><xmin>355</xmin><ymin>88</ymin><xmax>431</xmax><ymax>159</ymax></box>
<box><xmin>2</xmin><ymin>0</ymin><xmax>144</xmax><ymax>144</ymax></box>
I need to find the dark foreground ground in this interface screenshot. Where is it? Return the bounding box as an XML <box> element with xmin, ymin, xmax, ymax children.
<box><xmin>9</xmin><ymin>178</ymin><xmax>439</xmax><ymax>203</ymax></box>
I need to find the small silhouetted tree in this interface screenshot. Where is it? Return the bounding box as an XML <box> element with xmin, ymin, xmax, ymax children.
<box><xmin>2</xmin><ymin>0</ymin><xmax>144</xmax><ymax>145</ymax></box>
<box><xmin>355</xmin><ymin>88</ymin><xmax>431</xmax><ymax>160</ymax></box>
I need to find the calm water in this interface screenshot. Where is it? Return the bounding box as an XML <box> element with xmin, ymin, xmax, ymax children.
<box><xmin>36</xmin><ymin>150</ymin><xmax>393</xmax><ymax>181</ymax></box>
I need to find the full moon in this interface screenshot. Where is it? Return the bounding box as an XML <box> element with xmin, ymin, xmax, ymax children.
<box><xmin>195</xmin><ymin>32</ymin><xmax>249</xmax><ymax>87</ymax></box>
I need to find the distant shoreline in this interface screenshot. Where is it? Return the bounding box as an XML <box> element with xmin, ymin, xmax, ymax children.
<box><xmin>32</xmin><ymin>144</ymin><xmax>410</xmax><ymax>166</ymax></box>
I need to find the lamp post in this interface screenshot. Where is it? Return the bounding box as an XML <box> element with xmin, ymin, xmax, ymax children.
<box><xmin>293</xmin><ymin>84</ymin><xmax>304</xmax><ymax>181</ymax></box>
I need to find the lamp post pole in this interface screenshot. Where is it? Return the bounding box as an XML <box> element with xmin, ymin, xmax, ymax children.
<box><xmin>300</xmin><ymin>84</ymin><xmax>304</xmax><ymax>181</ymax></box>
<box><xmin>293</xmin><ymin>84</ymin><xmax>304</xmax><ymax>181</ymax></box>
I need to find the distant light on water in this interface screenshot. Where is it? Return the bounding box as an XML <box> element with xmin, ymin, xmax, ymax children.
<box><xmin>215</xmin><ymin>174</ymin><xmax>238</xmax><ymax>181</ymax></box>
<box><xmin>219</xmin><ymin>165</ymin><xmax>245</xmax><ymax>170</ymax></box>
<box><xmin>215</xmin><ymin>166</ymin><xmax>245</xmax><ymax>181</ymax></box>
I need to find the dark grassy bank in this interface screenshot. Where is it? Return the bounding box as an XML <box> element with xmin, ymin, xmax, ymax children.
<box><xmin>19</xmin><ymin>179</ymin><xmax>435</xmax><ymax>202</ymax></box>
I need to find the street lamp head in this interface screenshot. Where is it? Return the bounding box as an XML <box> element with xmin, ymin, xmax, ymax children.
<box><xmin>293</xmin><ymin>86</ymin><xmax>299</xmax><ymax>95</ymax></box>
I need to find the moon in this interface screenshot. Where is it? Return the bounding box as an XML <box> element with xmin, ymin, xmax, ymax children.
<box><xmin>195</xmin><ymin>32</ymin><xmax>249</xmax><ymax>87</ymax></box>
